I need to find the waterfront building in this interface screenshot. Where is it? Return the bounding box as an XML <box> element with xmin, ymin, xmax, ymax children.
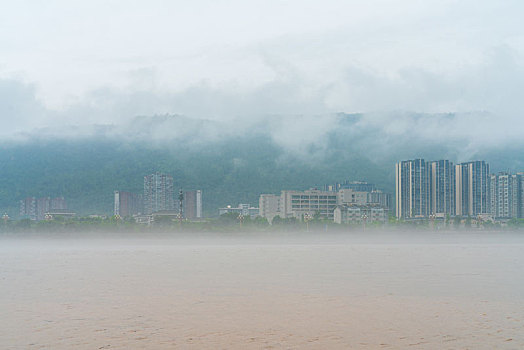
<box><xmin>516</xmin><ymin>173</ymin><xmax>524</xmax><ymax>218</ymax></box>
<box><xmin>428</xmin><ymin>160</ymin><xmax>455</xmax><ymax>217</ymax></box>
<box><xmin>20</xmin><ymin>196</ymin><xmax>67</xmax><ymax>221</ymax></box>
<box><xmin>259</xmin><ymin>186</ymin><xmax>389</xmax><ymax>223</ymax></box>
<box><xmin>455</xmin><ymin>161</ymin><xmax>490</xmax><ymax>217</ymax></box>
<box><xmin>50</xmin><ymin>197</ymin><xmax>67</xmax><ymax>210</ymax></box>
<box><xmin>19</xmin><ymin>197</ymin><xmax>37</xmax><ymax>220</ymax></box>
<box><xmin>333</xmin><ymin>205</ymin><xmax>387</xmax><ymax>225</ymax></box>
<box><xmin>183</xmin><ymin>190</ymin><xmax>202</xmax><ymax>219</ymax></box>
<box><xmin>219</xmin><ymin>204</ymin><xmax>259</xmax><ymax>218</ymax></box>
<box><xmin>143</xmin><ymin>173</ymin><xmax>175</xmax><ymax>214</ymax></box>
<box><xmin>396</xmin><ymin>158</ymin><xmax>490</xmax><ymax>219</ymax></box>
<box><xmin>368</xmin><ymin>190</ymin><xmax>393</xmax><ymax>212</ymax></box>
<box><xmin>490</xmin><ymin>172</ymin><xmax>524</xmax><ymax>219</ymax></box>
<box><xmin>490</xmin><ymin>173</ymin><xmax>511</xmax><ymax>218</ymax></box>
<box><xmin>395</xmin><ymin>159</ymin><xmax>429</xmax><ymax>219</ymax></box>
<box><xmin>259</xmin><ymin>194</ymin><xmax>281</xmax><ymax>223</ymax></box>
<box><xmin>337</xmin><ymin>189</ymin><xmax>369</xmax><ymax>206</ymax></box>
<box><xmin>36</xmin><ymin>197</ymin><xmax>51</xmax><ymax>221</ymax></box>
<box><xmin>114</xmin><ymin>191</ymin><xmax>142</xmax><ymax>217</ymax></box>
<box><xmin>280</xmin><ymin>189</ymin><xmax>338</xmax><ymax>220</ymax></box>
<box><xmin>44</xmin><ymin>209</ymin><xmax>76</xmax><ymax>220</ymax></box>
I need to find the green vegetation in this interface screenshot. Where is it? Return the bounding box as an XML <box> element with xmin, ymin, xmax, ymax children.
<box><xmin>0</xmin><ymin>135</ymin><xmax>391</xmax><ymax>218</ymax></box>
<box><xmin>508</xmin><ymin>218</ymin><xmax>524</xmax><ymax>229</ymax></box>
<box><xmin>2</xmin><ymin>212</ymin><xmax>521</xmax><ymax>236</ymax></box>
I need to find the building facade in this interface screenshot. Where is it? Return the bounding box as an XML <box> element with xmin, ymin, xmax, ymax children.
<box><xmin>143</xmin><ymin>173</ymin><xmax>175</xmax><ymax>214</ymax></box>
<box><xmin>395</xmin><ymin>159</ymin><xmax>429</xmax><ymax>219</ymax></box>
<box><xmin>429</xmin><ymin>160</ymin><xmax>455</xmax><ymax>217</ymax></box>
<box><xmin>280</xmin><ymin>189</ymin><xmax>338</xmax><ymax>220</ymax></box>
<box><xmin>396</xmin><ymin>159</ymin><xmax>492</xmax><ymax>219</ymax></box>
<box><xmin>219</xmin><ymin>204</ymin><xmax>259</xmax><ymax>218</ymax></box>
<box><xmin>20</xmin><ymin>196</ymin><xmax>67</xmax><ymax>221</ymax></box>
<box><xmin>20</xmin><ymin>197</ymin><xmax>37</xmax><ymax>220</ymax></box>
<box><xmin>516</xmin><ymin>173</ymin><xmax>524</xmax><ymax>218</ymax></box>
<box><xmin>114</xmin><ymin>191</ymin><xmax>142</xmax><ymax>217</ymax></box>
<box><xmin>36</xmin><ymin>197</ymin><xmax>51</xmax><ymax>221</ymax></box>
<box><xmin>183</xmin><ymin>190</ymin><xmax>202</xmax><ymax>219</ymax></box>
<box><xmin>259</xmin><ymin>194</ymin><xmax>281</xmax><ymax>223</ymax></box>
<box><xmin>368</xmin><ymin>190</ymin><xmax>392</xmax><ymax>212</ymax></box>
<box><xmin>50</xmin><ymin>197</ymin><xmax>67</xmax><ymax>210</ymax></box>
<box><xmin>455</xmin><ymin>161</ymin><xmax>490</xmax><ymax>217</ymax></box>
<box><xmin>259</xmin><ymin>186</ymin><xmax>389</xmax><ymax>223</ymax></box>
<box><xmin>338</xmin><ymin>189</ymin><xmax>369</xmax><ymax>206</ymax></box>
<box><xmin>490</xmin><ymin>172</ymin><xmax>524</xmax><ymax>219</ymax></box>
<box><xmin>325</xmin><ymin>180</ymin><xmax>376</xmax><ymax>193</ymax></box>
<box><xmin>334</xmin><ymin>205</ymin><xmax>387</xmax><ymax>225</ymax></box>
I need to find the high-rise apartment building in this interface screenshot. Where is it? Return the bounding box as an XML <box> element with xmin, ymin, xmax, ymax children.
<box><xmin>490</xmin><ymin>173</ymin><xmax>511</xmax><ymax>218</ymax></box>
<box><xmin>429</xmin><ymin>160</ymin><xmax>455</xmax><ymax>217</ymax></box>
<box><xmin>455</xmin><ymin>161</ymin><xmax>490</xmax><ymax>217</ymax></box>
<box><xmin>114</xmin><ymin>191</ymin><xmax>142</xmax><ymax>217</ymax></box>
<box><xmin>515</xmin><ymin>173</ymin><xmax>524</xmax><ymax>218</ymax></box>
<box><xmin>395</xmin><ymin>159</ymin><xmax>429</xmax><ymax>219</ymax></box>
<box><xmin>490</xmin><ymin>172</ymin><xmax>524</xmax><ymax>219</ymax></box>
<box><xmin>143</xmin><ymin>173</ymin><xmax>175</xmax><ymax>214</ymax></box>
<box><xmin>396</xmin><ymin>159</ymin><xmax>490</xmax><ymax>219</ymax></box>
<box><xmin>183</xmin><ymin>190</ymin><xmax>202</xmax><ymax>219</ymax></box>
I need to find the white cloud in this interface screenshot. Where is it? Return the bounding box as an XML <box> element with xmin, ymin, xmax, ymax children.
<box><xmin>0</xmin><ymin>0</ymin><xmax>523</xmax><ymax>154</ymax></box>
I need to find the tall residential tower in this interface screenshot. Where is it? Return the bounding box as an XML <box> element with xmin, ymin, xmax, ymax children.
<box><xmin>395</xmin><ymin>159</ymin><xmax>429</xmax><ymax>219</ymax></box>
<box><xmin>455</xmin><ymin>161</ymin><xmax>490</xmax><ymax>217</ymax></box>
<box><xmin>143</xmin><ymin>173</ymin><xmax>175</xmax><ymax>214</ymax></box>
<box><xmin>428</xmin><ymin>160</ymin><xmax>455</xmax><ymax>217</ymax></box>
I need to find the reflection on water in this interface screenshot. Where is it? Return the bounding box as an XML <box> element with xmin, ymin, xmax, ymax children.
<box><xmin>1</xmin><ymin>232</ymin><xmax>523</xmax><ymax>349</ymax></box>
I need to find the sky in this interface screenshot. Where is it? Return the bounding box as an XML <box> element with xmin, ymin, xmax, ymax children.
<box><xmin>0</xmin><ymin>0</ymin><xmax>523</xmax><ymax>147</ymax></box>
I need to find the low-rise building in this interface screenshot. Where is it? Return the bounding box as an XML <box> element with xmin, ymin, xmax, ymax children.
<box><xmin>259</xmin><ymin>194</ymin><xmax>281</xmax><ymax>223</ymax></box>
<box><xmin>45</xmin><ymin>209</ymin><xmax>76</xmax><ymax>220</ymax></box>
<box><xmin>259</xmin><ymin>185</ymin><xmax>390</xmax><ymax>223</ymax></box>
<box><xmin>334</xmin><ymin>205</ymin><xmax>387</xmax><ymax>225</ymax></box>
<box><xmin>337</xmin><ymin>189</ymin><xmax>369</xmax><ymax>206</ymax></box>
<box><xmin>20</xmin><ymin>196</ymin><xmax>68</xmax><ymax>221</ymax></box>
<box><xmin>280</xmin><ymin>189</ymin><xmax>338</xmax><ymax>220</ymax></box>
<box><xmin>219</xmin><ymin>204</ymin><xmax>259</xmax><ymax>218</ymax></box>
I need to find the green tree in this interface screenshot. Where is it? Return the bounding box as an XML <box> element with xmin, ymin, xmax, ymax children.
<box><xmin>252</xmin><ymin>216</ymin><xmax>269</xmax><ymax>226</ymax></box>
<box><xmin>453</xmin><ymin>216</ymin><xmax>461</xmax><ymax>228</ymax></box>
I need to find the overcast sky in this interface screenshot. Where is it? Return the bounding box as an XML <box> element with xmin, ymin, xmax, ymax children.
<box><xmin>1</xmin><ymin>0</ymin><xmax>523</xmax><ymax>142</ymax></box>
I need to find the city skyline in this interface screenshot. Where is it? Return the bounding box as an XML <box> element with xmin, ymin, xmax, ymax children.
<box><xmin>11</xmin><ymin>158</ymin><xmax>524</xmax><ymax>223</ymax></box>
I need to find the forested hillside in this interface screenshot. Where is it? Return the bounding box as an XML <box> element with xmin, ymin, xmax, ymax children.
<box><xmin>0</xmin><ymin>135</ymin><xmax>390</xmax><ymax>217</ymax></box>
<box><xmin>1</xmin><ymin>114</ymin><xmax>522</xmax><ymax>217</ymax></box>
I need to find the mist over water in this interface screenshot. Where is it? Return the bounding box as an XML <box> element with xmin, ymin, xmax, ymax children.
<box><xmin>2</xmin><ymin>231</ymin><xmax>523</xmax><ymax>349</ymax></box>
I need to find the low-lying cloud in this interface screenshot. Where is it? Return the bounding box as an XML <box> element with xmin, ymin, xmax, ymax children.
<box><xmin>2</xmin><ymin>44</ymin><xmax>523</xmax><ymax>161</ymax></box>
